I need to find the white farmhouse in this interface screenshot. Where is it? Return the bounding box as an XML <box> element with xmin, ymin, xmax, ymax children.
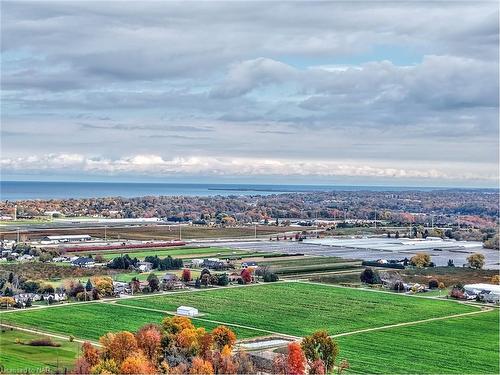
<box><xmin>177</xmin><ymin>306</ymin><xmax>199</xmax><ymax>317</ymax></box>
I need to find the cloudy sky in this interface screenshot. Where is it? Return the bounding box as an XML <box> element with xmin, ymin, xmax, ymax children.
<box><xmin>1</xmin><ymin>1</ymin><xmax>498</xmax><ymax>187</ymax></box>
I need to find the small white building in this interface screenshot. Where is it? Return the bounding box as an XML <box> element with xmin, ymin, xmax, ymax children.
<box><xmin>177</xmin><ymin>306</ymin><xmax>199</xmax><ymax>317</ymax></box>
<box><xmin>41</xmin><ymin>234</ymin><xmax>91</xmax><ymax>244</ymax></box>
<box><xmin>191</xmin><ymin>259</ymin><xmax>203</xmax><ymax>267</ymax></box>
<box><xmin>137</xmin><ymin>261</ymin><xmax>153</xmax><ymax>272</ymax></box>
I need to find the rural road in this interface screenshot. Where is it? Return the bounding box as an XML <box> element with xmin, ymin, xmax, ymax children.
<box><xmin>330</xmin><ymin>307</ymin><xmax>494</xmax><ymax>338</ymax></box>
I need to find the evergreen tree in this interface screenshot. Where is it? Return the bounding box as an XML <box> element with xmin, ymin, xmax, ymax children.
<box><xmin>85</xmin><ymin>279</ymin><xmax>93</xmax><ymax>292</ymax></box>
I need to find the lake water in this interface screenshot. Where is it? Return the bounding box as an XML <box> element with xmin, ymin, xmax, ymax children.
<box><xmin>0</xmin><ymin>180</ymin><xmax>469</xmax><ymax>200</ymax></box>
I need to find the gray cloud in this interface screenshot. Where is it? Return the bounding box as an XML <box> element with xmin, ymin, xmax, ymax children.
<box><xmin>1</xmin><ymin>1</ymin><xmax>498</xmax><ymax>185</ymax></box>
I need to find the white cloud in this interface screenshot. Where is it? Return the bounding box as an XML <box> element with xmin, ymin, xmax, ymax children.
<box><xmin>1</xmin><ymin>153</ymin><xmax>496</xmax><ymax>182</ymax></box>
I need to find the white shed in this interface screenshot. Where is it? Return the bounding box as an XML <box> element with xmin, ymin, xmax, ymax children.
<box><xmin>177</xmin><ymin>306</ymin><xmax>199</xmax><ymax>317</ymax></box>
<box><xmin>191</xmin><ymin>259</ymin><xmax>203</xmax><ymax>267</ymax></box>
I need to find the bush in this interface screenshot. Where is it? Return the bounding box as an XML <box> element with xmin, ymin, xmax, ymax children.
<box><xmin>360</xmin><ymin>267</ymin><xmax>381</xmax><ymax>284</ymax></box>
<box><xmin>428</xmin><ymin>279</ymin><xmax>439</xmax><ymax>289</ymax></box>
<box><xmin>28</xmin><ymin>338</ymin><xmax>61</xmax><ymax>347</ymax></box>
<box><xmin>69</xmin><ymin>335</ymin><xmax>75</xmax><ymax>342</ymax></box>
<box><xmin>263</xmin><ymin>272</ymin><xmax>279</xmax><ymax>282</ymax></box>
<box><xmin>450</xmin><ymin>287</ymin><xmax>465</xmax><ymax>300</ymax></box>
<box><xmin>76</xmin><ymin>291</ymin><xmax>92</xmax><ymax>301</ymax></box>
<box><xmin>216</xmin><ymin>273</ymin><xmax>229</xmax><ymax>286</ymax></box>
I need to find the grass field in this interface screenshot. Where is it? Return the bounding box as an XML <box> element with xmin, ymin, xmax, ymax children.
<box><xmin>2</xmin><ymin>283</ymin><xmax>478</xmax><ymax>340</ymax></box>
<box><xmin>261</xmin><ymin>256</ymin><xmax>355</xmax><ymax>267</ymax></box>
<box><xmin>337</xmin><ymin>309</ymin><xmax>500</xmax><ymax>374</ymax></box>
<box><xmin>115</xmin><ymin>282</ymin><xmax>476</xmax><ymax>337</ymax></box>
<box><xmin>1</xmin><ymin>302</ymin><xmax>260</xmax><ymax>341</ymax></box>
<box><xmin>83</xmin><ymin>246</ymin><xmax>249</xmax><ymax>260</ymax></box>
<box><xmin>274</xmin><ymin>262</ymin><xmax>362</xmax><ymax>276</ymax></box>
<box><xmin>0</xmin><ymin>328</ymin><xmax>80</xmax><ymax>372</ymax></box>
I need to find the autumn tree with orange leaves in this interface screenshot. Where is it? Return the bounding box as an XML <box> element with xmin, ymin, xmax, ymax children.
<box><xmin>105</xmin><ymin>331</ymin><xmax>138</xmax><ymax>364</ymax></box>
<box><xmin>135</xmin><ymin>324</ymin><xmax>162</xmax><ymax>362</ymax></box>
<box><xmin>190</xmin><ymin>356</ymin><xmax>215</xmax><ymax>375</ymax></box>
<box><xmin>74</xmin><ymin>323</ymin><xmax>349</xmax><ymax>375</ymax></box>
<box><xmin>120</xmin><ymin>352</ymin><xmax>156</xmax><ymax>374</ymax></box>
<box><xmin>212</xmin><ymin>325</ymin><xmax>237</xmax><ymax>350</ymax></box>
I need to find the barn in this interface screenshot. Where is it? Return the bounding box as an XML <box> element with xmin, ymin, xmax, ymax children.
<box><xmin>176</xmin><ymin>306</ymin><xmax>199</xmax><ymax>316</ymax></box>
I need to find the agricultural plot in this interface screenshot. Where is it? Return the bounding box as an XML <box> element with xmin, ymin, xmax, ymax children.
<box><xmin>84</xmin><ymin>246</ymin><xmax>249</xmax><ymax>260</ymax></box>
<box><xmin>272</xmin><ymin>262</ymin><xmax>362</xmax><ymax>276</ymax></box>
<box><xmin>6</xmin><ymin>225</ymin><xmax>294</xmax><ymax>241</ymax></box>
<box><xmin>337</xmin><ymin>309</ymin><xmax>500</xmax><ymax>374</ymax></box>
<box><xmin>260</xmin><ymin>256</ymin><xmax>353</xmax><ymax>267</ymax></box>
<box><xmin>1</xmin><ymin>282</ymin><xmax>497</xmax><ymax>374</ymax></box>
<box><xmin>0</xmin><ymin>328</ymin><xmax>79</xmax><ymax>372</ymax></box>
<box><xmin>116</xmin><ymin>282</ymin><xmax>476</xmax><ymax>337</ymax></box>
<box><xmin>1</xmin><ymin>303</ymin><xmax>259</xmax><ymax>342</ymax></box>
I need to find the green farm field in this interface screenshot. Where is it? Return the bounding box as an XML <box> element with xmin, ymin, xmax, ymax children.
<box><xmin>115</xmin><ymin>282</ymin><xmax>477</xmax><ymax>337</ymax></box>
<box><xmin>0</xmin><ymin>328</ymin><xmax>80</xmax><ymax>372</ymax></box>
<box><xmin>83</xmin><ymin>246</ymin><xmax>250</xmax><ymax>260</ymax></box>
<box><xmin>261</xmin><ymin>256</ymin><xmax>355</xmax><ymax>267</ymax></box>
<box><xmin>2</xmin><ymin>283</ymin><xmax>478</xmax><ymax>341</ymax></box>
<box><xmin>337</xmin><ymin>309</ymin><xmax>500</xmax><ymax>374</ymax></box>
<box><xmin>1</xmin><ymin>302</ymin><xmax>259</xmax><ymax>342</ymax></box>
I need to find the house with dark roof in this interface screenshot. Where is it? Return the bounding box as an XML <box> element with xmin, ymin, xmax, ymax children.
<box><xmin>71</xmin><ymin>257</ymin><xmax>96</xmax><ymax>268</ymax></box>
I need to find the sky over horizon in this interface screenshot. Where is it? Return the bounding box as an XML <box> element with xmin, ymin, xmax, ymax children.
<box><xmin>1</xmin><ymin>1</ymin><xmax>499</xmax><ymax>187</ymax></box>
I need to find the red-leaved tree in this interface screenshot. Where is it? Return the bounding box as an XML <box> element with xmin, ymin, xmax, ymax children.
<box><xmin>182</xmin><ymin>268</ymin><xmax>192</xmax><ymax>282</ymax></box>
<box><xmin>135</xmin><ymin>324</ymin><xmax>162</xmax><ymax>362</ymax></box>
<box><xmin>241</xmin><ymin>268</ymin><xmax>252</xmax><ymax>284</ymax></box>
<box><xmin>287</xmin><ymin>342</ymin><xmax>306</xmax><ymax>375</ymax></box>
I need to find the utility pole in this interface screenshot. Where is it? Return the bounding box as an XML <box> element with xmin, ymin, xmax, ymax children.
<box><xmin>374</xmin><ymin>211</ymin><xmax>377</xmax><ymax>229</ymax></box>
<box><xmin>179</xmin><ymin>224</ymin><xmax>182</xmax><ymax>241</ymax></box>
<box><xmin>104</xmin><ymin>225</ymin><xmax>107</xmax><ymax>242</ymax></box>
<box><xmin>16</xmin><ymin>228</ymin><xmax>20</xmax><ymax>243</ymax></box>
<box><xmin>254</xmin><ymin>223</ymin><xmax>257</xmax><ymax>239</ymax></box>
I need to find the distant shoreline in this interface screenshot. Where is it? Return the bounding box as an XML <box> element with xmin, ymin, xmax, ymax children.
<box><xmin>1</xmin><ymin>180</ymin><xmax>497</xmax><ymax>201</ymax></box>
